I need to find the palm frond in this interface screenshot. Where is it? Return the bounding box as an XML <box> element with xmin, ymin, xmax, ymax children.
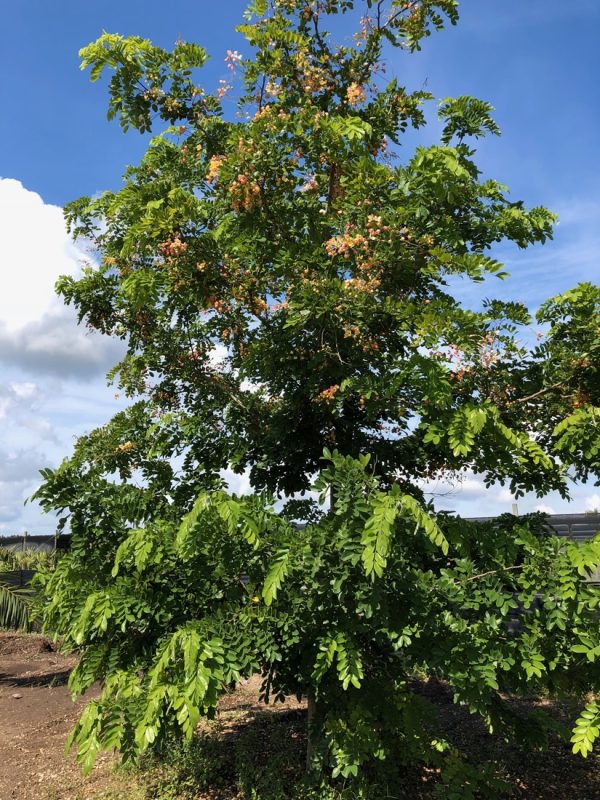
<box><xmin>0</xmin><ymin>581</ymin><xmax>32</xmax><ymax>630</ymax></box>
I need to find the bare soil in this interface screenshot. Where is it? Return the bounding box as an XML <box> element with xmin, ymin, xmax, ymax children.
<box><xmin>0</xmin><ymin>633</ymin><xmax>599</xmax><ymax>799</ymax></box>
<box><xmin>0</xmin><ymin>633</ymin><xmax>118</xmax><ymax>800</ymax></box>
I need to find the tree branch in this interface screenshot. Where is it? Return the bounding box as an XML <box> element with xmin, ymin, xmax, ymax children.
<box><xmin>508</xmin><ymin>380</ymin><xmax>568</xmax><ymax>407</ymax></box>
<box><xmin>464</xmin><ymin>564</ymin><xmax>523</xmax><ymax>583</ymax></box>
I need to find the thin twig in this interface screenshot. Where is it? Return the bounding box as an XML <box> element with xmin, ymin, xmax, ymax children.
<box><xmin>428</xmin><ymin>564</ymin><xmax>524</xmax><ymax>594</ymax></box>
<box><xmin>464</xmin><ymin>565</ymin><xmax>523</xmax><ymax>583</ymax></box>
<box><xmin>508</xmin><ymin>380</ymin><xmax>567</xmax><ymax>406</ymax></box>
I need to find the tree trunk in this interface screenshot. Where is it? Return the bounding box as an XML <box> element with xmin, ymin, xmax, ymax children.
<box><xmin>306</xmin><ymin>690</ymin><xmax>317</xmax><ymax>772</ymax></box>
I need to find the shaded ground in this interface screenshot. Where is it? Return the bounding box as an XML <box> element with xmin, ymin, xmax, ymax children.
<box><xmin>417</xmin><ymin>680</ymin><xmax>600</xmax><ymax>799</ymax></box>
<box><xmin>0</xmin><ymin>633</ymin><xmax>599</xmax><ymax>799</ymax></box>
<box><xmin>150</xmin><ymin>680</ymin><xmax>600</xmax><ymax>800</ymax></box>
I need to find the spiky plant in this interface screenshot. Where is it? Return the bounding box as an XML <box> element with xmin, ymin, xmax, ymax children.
<box><xmin>0</xmin><ymin>581</ymin><xmax>32</xmax><ymax>630</ymax></box>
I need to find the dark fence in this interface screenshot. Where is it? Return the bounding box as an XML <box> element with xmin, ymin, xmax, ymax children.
<box><xmin>0</xmin><ymin>569</ymin><xmax>36</xmax><ymax>588</ymax></box>
<box><xmin>0</xmin><ymin>535</ymin><xmax>61</xmax><ymax>594</ymax></box>
<box><xmin>0</xmin><ymin>534</ymin><xmax>70</xmax><ymax>553</ymax></box>
<box><xmin>469</xmin><ymin>513</ymin><xmax>600</xmax><ymax>585</ymax></box>
<box><xmin>546</xmin><ymin>513</ymin><xmax>600</xmax><ymax>542</ymax></box>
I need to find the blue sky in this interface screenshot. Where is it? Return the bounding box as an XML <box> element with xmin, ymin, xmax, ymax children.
<box><xmin>0</xmin><ymin>0</ymin><xmax>599</xmax><ymax>533</ymax></box>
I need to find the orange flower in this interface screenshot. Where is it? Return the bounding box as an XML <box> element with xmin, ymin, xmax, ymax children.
<box><xmin>206</xmin><ymin>155</ymin><xmax>225</xmax><ymax>183</ymax></box>
<box><xmin>317</xmin><ymin>384</ymin><xmax>340</xmax><ymax>402</ymax></box>
<box><xmin>159</xmin><ymin>236</ymin><xmax>187</xmax><ymax>258</ymax></box>
<box><xmin>346</xmin><ymin>83</ymin><xmax>366</xmax><ymax>107</ymax></box>
<box><xmin>115</xmin><ymin>441</ymin><xmax>136</xmax><ymax>454</ymax></box>
<box><xmin>325</xmin><ymin>233</ymin><xmax>368</xmax><ymax>258</ymax></box>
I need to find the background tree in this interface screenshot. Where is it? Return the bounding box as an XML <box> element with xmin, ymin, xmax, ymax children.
<box><xmin>35</xmin><ymin>0</ymin><xmax>600</xmax><ymax>793</ymax></box>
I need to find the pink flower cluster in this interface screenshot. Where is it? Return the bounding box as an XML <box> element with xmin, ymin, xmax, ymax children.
<box><xmin>225</xmin><ymin>50</ymin><xmax>243</xmax><ymax>71</ymax></box>
<box><xmin>159</xmin><ymin>236</ymin><xmax>188</xmax><ymax>258</ymax></box>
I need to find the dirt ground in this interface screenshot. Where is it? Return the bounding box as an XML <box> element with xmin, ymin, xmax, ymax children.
<box><xmin>1</xmin><ymin>632</ymin><xmax>600</xmax><ymax>800</ymax></box>
<box><xmin>0</xmin><ymin>633</ymin><xmax>119</xmax><ymax>800</ymax></box>
<box><xmin>0</xmin><ymin>634</ymin><xmax>299</xmax><ymax>800</ymax></box>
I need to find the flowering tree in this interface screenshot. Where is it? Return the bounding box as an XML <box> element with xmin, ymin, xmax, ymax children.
<box><xmin>35</xmin><ymin>0</ymin><xmax>600</xmax><ymax>794</ymax></box>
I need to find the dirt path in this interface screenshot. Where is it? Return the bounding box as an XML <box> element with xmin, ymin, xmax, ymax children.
<box><xmin>0</xmin><ymin>634</ymin><xmax>118</xmax><ymax>800</ymax></box>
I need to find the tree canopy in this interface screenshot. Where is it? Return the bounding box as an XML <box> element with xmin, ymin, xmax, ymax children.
<box><xmin>35</xmin><ymin>1</ymin><xmax>600</xmax><ymax>794</ymax></box>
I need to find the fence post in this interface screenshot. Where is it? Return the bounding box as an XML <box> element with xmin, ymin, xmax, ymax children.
<box><xmin>21</xmin><ymin>532</ymin><xmax>29</xmax><ymax>587</ymax></box>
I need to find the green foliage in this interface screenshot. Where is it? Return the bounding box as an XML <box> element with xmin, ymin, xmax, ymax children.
<box><xmin>36</xmin><ymin>453</ymin><xmax>600</xmax><ymax>790</ymax></box>
<box><xmin>0</xmin><ymin>581</ymin><xmax>33</xmax><ymax>630</ymax></box>
<box><xmin>0</xmin><ymin>545</ymin><xmax>54</xmax><ymax>572</ymax></box>
<box><xmin>438</xmin><ymin>96</ymin><xmax>501</xmax><ymax>145</ymax></box>
<box><xmin>263</xmin><ymin>548</ymin><xmax>291</xmax><ymax>606</ymax></box>
<box><xmin>35</xmin><ymin>0</ymin><xmax>600</xmax><ymax>795</ymax></box>
<box><xmin>571</xmin><ymin>701</ymin><xmax>600</xmax><ymax>758</ymax></box>
<box><xmin>0</xmin><ymin>547</ymin><xmax>54</xmax><ymax>630</ymax></box>
<box><xmin>79</xmin><ymin>34</ymin><xmax>210</xmax><ymax>132</ymax></box>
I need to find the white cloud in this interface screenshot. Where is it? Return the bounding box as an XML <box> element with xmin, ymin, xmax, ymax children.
<box><xmin>459</xmin><ymin>478</ymin><xmax>488</xmax><ymax>497</ymax></box>
<box><xmin>0</xmin><ymin>310</ymin><xmax>123</xmax><ymax>377</ymax></box>
<box><xmin>20</xmin><ymin>417</ymin><xmax>56</xmax><ymax>441</ymax></box>
<box><xmin>0</xmin><ymin>448</ymin><xmax>45</xmax><ymax>483</ymax></box>
<box><xmin>0</xmin><ymin>381</ymin><xmax>55</xmax><ymax>442</ymax></box>
<box><xmin>221</xmin><ymin>467</ymin><xmax>252</xmax><ymax>496</ymax></box>
<box><xmin>240</xmin><ymin>378</ymin><xmax>261</xmax><ymax>393</ymax></box>
<box><xmin>0</xmin><ymin>179</ymin><xmax>130</xmax><ymax>535</ymax></box>
<box><xmin>535</xmin><ymin>503</ymin><xmax>556</xmax><ymax>515</ymax></box>
<box><xmin>0</xmin><ymin>178</ymin><xmax>81</xmax><ymax>330</ymax></box>
<box><xmin>0</xmin><ymin>178</ymin><xmax>123</xmax><ymax>378</ymax></box>
<box><xmin>10</xmin><ymin>382</ymin><xmax>37</xmax><ymax>399</ymax></box>
<box><xmin>0</xmin><ymin>448</ymin><xmax>47</xmax><ymax>523</ymax></box>
<box><xmin>419</xmin><ymin>471</ymin><xmax>487</xmax><ymax>499</ymax></box>
<box><xmin>208</xmin><ymin>344</ymin><xmax>228</xmax><ymax>368</ymax></box>
<box><xmin>496</xmin><ymin>488</ymin><xmax>514</xmax><ymax>505</ymax></box>
<box><xmin>0</xmin><ymin>381</ymin><xmax>37</xmax><ymax>415</ymax></box>
<box><xmin>584</xmin><ymin>494</ymin><xmax>600</xmax><ymax>513</ymax></box>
